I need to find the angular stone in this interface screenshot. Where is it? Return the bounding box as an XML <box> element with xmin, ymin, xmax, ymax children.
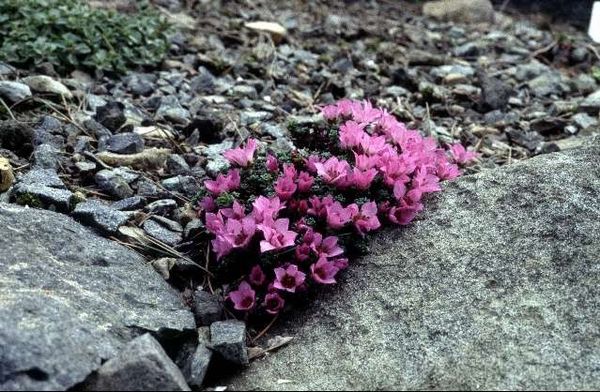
<box><xmin>145</xmin><ymin>199</ymin><xmax>177</xmax><ymax>215</ymax></box>
<box><xmin>210</xmin><ymin>320</ymin><xmax>248</xmax><ymax>366</ymax></box>
<box><xmin>106</xmin><ymin>132</ymin><xmax>145</xmax><ymax>154</ymax></box>
<box><xmin>227</xmin><ymin>141</ymin><xmax>600</xmax><ymax>390</ymax></box>
<box><xmin>193</xmin><ymin>290</ymin><xmax>223</xmax><ymax>327</ymax></box>
<box><xmin>167</xmin><ymin>154</ymin><xmax>191</xmax><ymax>175</ymax></box>
<box><xmin>176</xmin><ymin>327</ymin><xmax>213</xmax><ymax>390</ymax></box>
<box><xmin>112</xmin><ymin>196</ymin><xmax>147</xmax><ymax>211</ymax></box>
<box><xmin>143</xmin><ymin>218</ymin><xmax>183</xmax><ymax>246</ymax></box>
<box><xmin>95</xmin><ymin>169</ymin><xmax>134</xmax><ymax>199</ymax></box>
<box><xmin>0</xmin><ymin>81</ymin><xmax>32</xmax><ymax>103</ymax></box>
<box><xmin>95</xmin><ymin>101</ymin><xmax>126</xmax><ymax>132</ymax></box>
<box><xmin>73</xmin><ymin>199</ymin><xmax>130</xmax><ymax>235</ymax></box>
<box><xmin>81</xmin><ymin>333</ymin><xmax>190</xmax><ymax>391</ymax></box>
<box><xmin>0</xmin><ymin>204</ymin><xmax>195</xmax><ymax>391</ymax></box>
<box><xmin>580</xmin><ymin>90</ymin><xmax>600</xmax><ymax>114</ymax></box>
<box><xmin>12</xmin><ymin>169</ymin><xmax>73</xmax><ymax>212</ymax></box>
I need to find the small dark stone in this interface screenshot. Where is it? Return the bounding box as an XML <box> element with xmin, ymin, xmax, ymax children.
<box><xmin>95</xmin><ymin>169</ymin><xmax>134</xmax><ymax>199</ymax></box>
<box><xmin>73</xmin><ymin>199</ymin><xmax>130</xmax><ymax>235</ymax></box>
<box><xmin>145</xmin><ymin>199</ymin><xmax>177</xmax><ymax>215</ymax></box>
<box><xmin>167</xmin><ymin>154</ymin><xmax>191</xmax><ymax>175</ymax></box>
<box><xmin>111</xmin><ymin>196</ymin><xmax>147</xmax><ymax>211</ymax></box>
<box><xmin>83</xmin><ymin>119</ymin><xmax>113</xmax><ymax>138</ymax></box>
<box><xmin>193</xmin><ymin>291</ymin><xmax>223</xmax><ymax>327</ymax></box>
<box><xmin>32</xmin><ymin>144</ymin><xmax>60</xmax><ymax>170</ymax></box>
<box><xmin>175</xmin><ymin>327</ymin><xmax>212</xmax><ymax>389</ymax></box>
<box><xmin>106</xmin><ymin>132</ymin><xmax>145</xmax><ymax>154</ymax></box>
<box><xmin>95</xmin><ymin>101</ymin><xmax>126</xmax><ymax>132</ymax></box>
<box><xmin>81</xmin><ymin>334</ymin><xmax>190</xmax><ymax>391</ymax></box>
<box><xmin>143</xmin><ymin>218</ymin><xmax>183</xmax><ymax>246</ymax></box>
<box><xmin>480</xmin><ymin>75</ymin><xmax>512</xmax><ymax>111</ymax></box>
<box><xmin>209</xmin><ymin>320</ymin><xmax>248</xmax><ymax>366</ymax></box>
<box><xmin>12</xmin><ymin>169</ymin><xmax>73</xmax><ymax>212</ymax></box>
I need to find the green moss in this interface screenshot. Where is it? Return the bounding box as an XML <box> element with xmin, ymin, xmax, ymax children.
<box><xmin>15</xmin><ymin>192</ymin><xmax>42</xmax><ymax>208</ymax></box>
<box><xmin>592</xmin><ymin>67</ymin><xmax>600</xmax><ymax>82</ymax></box>
<box><xmin>0</xmin><ymin>0</ymin><xmax>171</xmax><ymax>74</ymax></box>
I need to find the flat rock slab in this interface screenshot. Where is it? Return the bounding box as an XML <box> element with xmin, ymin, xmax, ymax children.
<box><xmin>0</xmin><ymin>203</ymin><xmax>195</xmax><ymax>391</ymax></box>
<box><xmin>228</xmin><ymin>141</ymin><xmax>600</xmax><ymax>390</ymax></box>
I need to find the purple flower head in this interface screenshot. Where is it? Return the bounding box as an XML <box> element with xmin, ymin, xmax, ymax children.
<box><xmin>351</xmin><ymin>167</ymin><xmax>377</xmax><ymax>190</ymax></box>
<box><xmin>406</xmin><ymin>167</ymin><xmax>441</xmax><ymax>203</ymax></box>
<box><xmin>212</xmin><ymin>234</ymin><xmax>233</xmax><ymax>259</ymax></box>
<box><xmin>296</xmin><ymin>171</ymin><xmax>314</xmax><ymax>193</ymax></box>
<box><xmin>308</xmin><ymin>195</ymin><xmax>334</xmax><ymax>219</ymax></box>
<box><xmin>314</xmin><ymin>157</ymin><xmax>352</xmax><ymax>187</ymax></box>
<box><xmin>266</xmin><ymin>153</ymin><xmax>279</xmax><ymax>172</ymax></box>
<box><xmin>358</xmin><ymin>134</ymin><xmax>388</xmax><ymax>156</ymax></box>
<box><xmin>326</xmin><ymin>201</ymin><xmax>353</xmax><ymax>230</ymax></box>
<box><xmin>258</xmin><ymin>218</ymin><xmax>298</xmax><ymax>253</ymax></box>
<box><xmin>273</xmin><ymin>264</ymin><xmax>306</xmax><ymax>293</ymax></box>
<box><xmin>305</xmin><ymin>155</ymin><xmax>324</xmax><ymax>174</ymax></box>
<box><xmin>224</xmin><ymin>138</ymin><xmax>258</xmax><ymax>167</ymax></box>
<box><xmin>449</xmin><ymin>143</ymin><xmax>479</xmax><ymax>165</ymax></box>
<box><xmin>339</xmin><ymin>121</ymin><xmax>366</xmax><ymax>149</ymax></box>
<box><xmin>205</xmin><ymin>212</ymin><xmax>225</xmax><ymax>235</ymax></box>
<box><xmin>204</xmin><ymin>169</ymin><xmax>241</xmax><ymax>195</ymax></box>
<box><xmin>252</xmin><ymin>195</ymin><xmax>284</xmax><ymax>223</ymax></box>
<box><xmin>310</xmin><ymin>256</ymin><xmax>340</xmax><ymax>285</ymax></box>
<box><xmin>351</xmin><ymin>201</ymin><xmax>381</xmax><ymax>236</ymax></box>
<box><xmin>350</xmin><ymin>100</ymin><xmax>381</xmax><ymax>124</ymax></box>
<box><xmin>263</xmin><ymin>292</ymin><xmax>285</xmax><ymax>314</ymax></box>
<box><xmin>229</xmin><ymin>281</ymin><xmax>255</xmax><ymax>311</ymax></box>
<box><xmin>198</xmin><ymin>196</ymin><xmax>217</xmax><ymax>213</ymax></box>
<box><xmin>313</xmin><ymin>234</ymin><xmax>344</xmax><ymax>259</ymax></box>
<box><xmin>220</xmin><ymin>200</ymin><xmax>246</xmax><ymax>220</ymax></box>
<box><xmin>388</xmin><ymin>199</ymin><xmax>424</xmax><ymax>225</ymax></box>
<box><xmin>224</xmin><ymin>217</ymin><xmax>256</xmax><ymax>249</ymax></box>
<box><xmin>249</xmin><ymin>265</ymin><xmax>266</xmax><ymax>287</ymax></box>
<box><xmin>274</xmin><ymin>175</ymin><xmax>297</xmax><ymax>201</ymax></box>
<box><xmin>332</xmin><ymin>257</ymin><xmax>349</xmax><ymax>270</ymax></box>
<box><xmin>282</xmin><ymin>163</ymin><xmax>298</xmax><ymax>180</ymax></box>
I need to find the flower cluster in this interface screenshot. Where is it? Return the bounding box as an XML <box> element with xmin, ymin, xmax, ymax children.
<box><xmin>198</xmin><ymin>99</ymin><xmax>478</xmax><ymax>317</ymax></box>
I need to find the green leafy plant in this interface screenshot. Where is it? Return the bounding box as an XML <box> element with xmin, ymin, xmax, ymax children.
<box><xmin>0</xmin><ymin>0</ymin><xmax>171</xmax><ymax>74</ymax></box>
<box><xmin>592</xmin><ymin>67</ymin><xmax>600</xmax><ymax>83</ymax></box>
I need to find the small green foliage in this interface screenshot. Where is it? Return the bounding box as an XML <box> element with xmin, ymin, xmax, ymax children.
<box><xmin>216</xmin><ymin>192</ymin><xmax>237</xmax><ymax>208</ymax></box>
<box><xmin>0</xmin><ymin>0</ymin><xmax>171</xmax><ymax>74</ymax></box>
<box><xmin>592</xmin><ymin>67</ymin><xmax>600</xmax><ymax>82</ymax></box>
<box><xmin>15</xmin><ymin>192</ymin><xmax>42</xmax><ymax>208</ymax></box>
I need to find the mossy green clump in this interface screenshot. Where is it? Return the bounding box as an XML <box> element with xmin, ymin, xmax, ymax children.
<box><xmin>0</xmin><ymin>0</ymin><xmax>171</xmax><ymax>74</ymax></box>
<box><xmin>15</xmin><ymin>192</ymin><xmax>43</xmax><ymax>208</ymax></box>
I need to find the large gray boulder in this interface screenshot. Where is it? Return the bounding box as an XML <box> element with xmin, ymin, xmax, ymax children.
<box><xmin>0</xmin><ymin>204</ymin><xmax>195</xmax><ymax>391</ymax></box>
<box><xmin>227</xmin><ymin>141</ymin><xmax>600</xmax><ymax>390</ymax></box>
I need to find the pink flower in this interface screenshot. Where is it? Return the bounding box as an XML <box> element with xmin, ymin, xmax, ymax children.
<box><xmin>339</xmin><ymin>121</ymin><xmax>366</xmax><ymax>149</ymax></box>
<box><xmin>273</xmin><ymin>264</ymin><xmax>306</xmax><ymax>293</ymax></box>
<box><xmin>350</xmin><ymin>201</ymin><xmax>381</xmax><ymax>235</ymax></box>
<box><xmin>325</xmin><ymin>202</ymin><xmax>353</xmax><ymax>229</ymax></box>
<box><xmin>449</xmin><ymin>143</ymin><xmax>479</xmax><ymax>165</ymax></box>
<box><xmin>332</xmin><ymin>257</ymin><xmax>349</xmax><ymax>270</ymax></box>
<box><xmin>263</xmin><ymin>292</ymin><xmax>285</xmax><ymax>314</ymax></box>
<box><xmin>204</xmin><ymin>169</ymin><xmax>241</xmax><ymax>195</ymax></box>
<box><xmin>205</xmin><ymin>212</ymin><xmax>225</xmax><ymax>234</ymax></box>
<box><xmin>393</xmin><ymin>180</ymin><xmax>407</xmax><ymax>200</ymax></box>
<box><xmin>257</xmin><ymin>218</ymin><xmax>298</xmax><ymax>253</ymax></box>
<box><xmin>249</xmin><ymin>265</ymin><xmax>266</xmax><ymax>287</ymax></box>
<box><xmin>274</xmin><ymin>175</ymin><xmax>297</xmax><ymax>201</ymax></box>
<box><xmin>266</xmin><ymin>154</ymin><xmax>279</xmax><ymax>172</ymax></box>
<box><xmin>305</xmin><ymin>155</ymin><xmax>324</xmax><ymax>174</ymax></box>
<box><xmin>312</xmin><ymin>234</ymin><xmax>344</xmax><ymax>259</ymax></box>
<box><xmin>310</xmin><ymin>256</ymin><xmax>339</xmax><ymax>285</ymax></box>
<box><xmin>406</xmin><ymin>167</ymin><xmax>441</xmax><ymax>203</ymax></box>
<box><xmin>358</xmin><ymin>134</ymin><xmax>388</xmax><ymax>156</ymax></box>
<box><xmin>295</xmin><ymin>243</ymin><xmax>312</xmax><ymax>262</ymax></box>
<box><xmin>220</xmin><ymin>200</ymin><xmax>246</xmax><ymax>220</ymax></box>
<box><xmin>351</xmin><ymin>167</ymin><xmax>377</xmax><ymax>190</ymax></box>
<box><xmin>223</xmin><ymin>217</ymin><xmax>256</xmax><ymax>249</ymax></box>
<box><xmin>314</xmin><ymin>157</ymin><xmax>351</xmax><ymax>187</ymax></box>
<box><xmin>198</xmin><ymin>196</ymin><xmax>217</xmax><ymax>213</ymax></box>
<box><xmin>282</xmin><ymin>164</ymin><xmax>297</xmax><ymax>180</ymax></box>
<box><xmin>388</xmin><ymin>199</ymin><xmax>424</xmax><ymax>225</ymax></box>
<box><xmin>252</xmin><ymin>196</ymin><xmax>284</xmax><ymax>223</ymax></box>
<box><xmin>229</xmin><ymin>281</ymin><xmax>255</xmax><ymax>311</ymax></box>
<box><xmin>350</xmin><ymin>100</ymin><xmax>381</xmax><ymax>124</ymax></box>
<box><xmin>223</xmin><ymin>138</ymin><xmax>258</xmax><ymax>167</ymax></box>
<box><xmin>308</xmin><ymin>195</ymin><xmax>334</xmax><ymax>219</ymax></box>
<box><xmin>353</xmin><ymin>152</ymin><xmax>380</xmax><ymax>170</ymax></box>
<box><xmin>296</xmin><ymin>171</ymin><xmax>314</xmax><ymax>193</ymax></box>
<box><xmin>212</xmin><ymin>234</ymin><xmax>233</xmax><ymax>259</ymax></box>
<box><xmin>436</xmin><ymin>160</ymin><xmax>461</xmax><ymax>180</ymax></box>
<box><xmin>380</xmin><ymin>155</ymin><xmax>416</xmax><ymax>187</ymax></box>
